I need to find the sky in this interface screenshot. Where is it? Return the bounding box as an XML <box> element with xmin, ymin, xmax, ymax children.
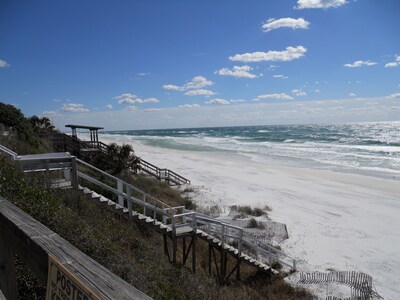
<box><xmin>0</xmin><ymin>0</ymin><xmax>399</xmax><ymax>131</ymax></box>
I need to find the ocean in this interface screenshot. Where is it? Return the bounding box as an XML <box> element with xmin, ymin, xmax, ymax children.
<box><xmin>102</xmin><ymin>121</ymin><xmax>400</xmax><ymax>179</ymax></box>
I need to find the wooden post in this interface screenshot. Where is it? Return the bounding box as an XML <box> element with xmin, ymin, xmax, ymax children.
<box><xmin>127</xmin><ymin>185</ymin><xmax>132</xmax><ymax>218</ymax></box>
<box><xmin>71</xmin><ymin>156</ymin><xmax>78</xmax><ymax>189</ymax></box>
<box><xmin>172</xmin><ymin>238</ymin><xmax>177</xmax><ymax>265</ymax></box>
<box><xmin>182</xmin><ymin>237</ymin><xmax>186</xmax><ymax>265</ymax></box>
<box><xmin>192</xmin><ymin>236</ymin><xmax>196</xmax><ymax>273</ymax></box>
<box><xmin>117</xmin><ymin>179</ymin><xmax>123</xmax><ymax>206</ymax></box>
<box><xmin>208</xmin><ymin>244</ymin><xmax>212</xmax><ymax>275</ymax></box>
<box><xmin>0</xmin><ymin>226</ymin><xmax>17</xmax><ymax>300</ymax></box>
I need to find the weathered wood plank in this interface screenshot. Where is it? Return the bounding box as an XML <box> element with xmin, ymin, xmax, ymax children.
<box><xmin>0</xmin><ymin>197</ymin><xmax>152</xmax><ymax>300</ymax></box>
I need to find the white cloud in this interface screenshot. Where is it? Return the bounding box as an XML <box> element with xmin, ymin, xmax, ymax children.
<box><xmin>292</xmin><ymin>89</ymin><xmax>307</xmax><ymax>96</ymax></box>
<box><xmin>106</xmin><ymin>104</ymin><xmax>113</xmax><ymax>109</ymax></box>
<box><xmin>184</xmin><ymin>76</ymin><xmax>213</xmax><ymax>89</ymax></box>
<box><xmin>387</xmin><ymin>93</ymin><xmax>400</xmax><ymax>99</ymax></box>
<box><xmin>344</xmin><ymin>60</ymin><xmax>377</xmax><ymax>68</ymax></box>
<box><xmin>0</xmin><ymin>59</ymin><xmax>10</xmax><ymax>68</ymax></box>
<box><xmin>143</xmin><ymin>98</ymin><xmax>160</xmax><ymax>103</ymax></box>
<box><xmin>178</xmin><ymin>104</ymin><xmax>200</xmax><ymax>108</ymax></box>
<box><xmin>128</xmin><ymin>106</ymin><xmax>137</xmax><ymax>111</ymax></box>
<box><xmin>230</xmin><ymin>99</ymin><xmax>246</xmax><ymax>103</ymax></box>
<box><xmin>230</xmin><ymin>46</ymin><xmax>307</xmax><ymax>63</ymax></box>
<box><xmin>42</xmin><ymin>111</ymin><xmax>56</xmax><ymax>116</ymax></box>
<box><xmin>206</xmin><ymin>98</ymin><xmax>231</xmax><ymax>105</ymax></box>
<box><xmin>262</xmin><ymin>17</ymin><xmax>309</xmax><ymax>32</ymax></box>
<box><xmin>113</xmin><ymin>93</ymin><xmax>137</xmax><ymax>103</ymax></box>
<box><xmin>163</xmin><ymin>76</ymin><xmax>213</xmax><ymax>92</ymax></box>
<box><xmin>114</xmin><ymin>93</ymin><xmax>159</xmax><ymax>104</ymax></box>
<box><xmin>143</xmin><ymin>108</ymin><xmax>161</xmax><ymax>112</ymax></box>
<box><xmin>314</xmin><ymin>89</ymin><xmax>320</xmax><ymax>93</ymax></box>
<box><xmin>216</xmin><ymin>65</ymin><xmax>257</xmax><ymax>78</ymax></box>
<box><xmin>273</xmin><ymin>74</ymin><xmax>288</xmax><ymax>79</ymax></box>
<box><xmin>295</xmin><ymin>0</ymin><xmax>348</xmax><ymax>9</ymax></box>
<box><xmin>257</xmin><ymin>93</ymin><xmax>294</xmax><ymax>100</ymax></box>
<box><xmin>385</xmin><ymin>56</ymin><xmax>400</xmax><ymax>68</ymax></box>
<box><xmin>349</xmin><ymin>93</ymin><xmax>356</xmax><ymax>97</ymax></box>
<box><xmin>62</xmin><ymin>103</ymin><xmax>89</xmax><ymax>113</ymax></box>
<box><xmin>162</xmin><ymin>84</ymin><xmax>182</xmax><ymax>91</ymax></box>
<box><xmin>184</xmin><ymin>89</ymin><xmax>216</xmax><ymax>96</ymax></box>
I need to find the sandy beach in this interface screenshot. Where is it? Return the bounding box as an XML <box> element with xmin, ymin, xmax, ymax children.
<box><xmin>98</xmin><ymin>134</ymin><xmax>400</xmax><ymax>299</ymax></box>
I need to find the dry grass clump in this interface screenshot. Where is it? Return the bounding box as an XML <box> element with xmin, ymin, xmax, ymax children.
<box><xmin>231</xmin><ymin>205</ymin><xmax>270</xmax><ymax>220</ymax></box>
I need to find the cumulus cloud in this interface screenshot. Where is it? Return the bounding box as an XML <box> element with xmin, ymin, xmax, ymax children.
<box><xmin>206</xmin><ymin>98</ymin><xmax>231</xmax><ymax>105</ymax></box>
<box><xmin>257</xmin><ymin>93</ymin><xmax>294</xmax><ymax>100</ymax></box>
<box><xmin>62</xmin><ymin>103</ymin><xmax>89</xmax><ymax>113</ymax></box>
<box><xmin>292</xmin><ymin>89</ymin><xmax>307</xmax><ymax>96</ymax></box>
<box><xmin>385</xmin><ymin>56</ymin><xmax>400</xmax><ymax>68</ymax></box>
<box><xmin>184</xmin><ymin>89</ymin><xmax>216</xmax><ymax>96</ymax></box>
<box><xmin>344</xmin><ymin>60</ymin><xmax>377</xmax><ymax>68</ymax></box>
<box><xmin>0</xmin><ymin>59</ymin><xmax>10</xmax><ymax>68</ymax></box>
<box><xmin>295</xmin><ymin>0</ymin><xmax>348</xmax><ymax>9</ymax></box>
<box><xmin>162</xmin><ymin>84</ymin><xmax>182</xmax><ymax>91</ymax></box>
<box><xmin>106</xmin><ymin>104</ymin><xmax>113</xmax><ymax>109</ymax></box>
<box><xmin>216</xmin><ymin>65</ymin><xmax>257</xmax><ymax>78</ymax></box>
<box><xmin>128</xmin><ymin>106</ymin><xmax>137</xmax><ymax>111</ymax></box>
<box><xmin>42</xmin><ymin>111</ymin><xmax>56</xmax><ymax>116</ymax></box>
<box><xmin>273</xmin><ymin>74</ymin><xmax>288</xmax><ymax>79</ymax></box>
<box><xmin>178</xmin><ymin>104</ymin><xmax>201</xmax><ymax>108</ymax></box>
<box><xmin>387</xmin><ymin>93</ymin><xmax>400</xmax><ymax>99</ymax></box>
<box><xmin>114</xmin><ymin>93</ymin><xmax>159</xmax><ymax>104</ymax></box>
<box><xmin>163</xmin><ymin>76</ymin><xmax>214</xmax><ymax>93</ymax></box>
<box><xmin>349</xmin><ymin>93</ymin><xmax>356</xmax><ymax>97</ymax></box>
<box><xmin>229</xmin><ymin>46</ymin><xmax>307</xmax><ymax>63</ymax></box>
<box><xmin>184</xmin><ymin>76</ymin><xmax>213</xmax><ymax>89</ymax></box>
<box><xmin>262</xmin><ymin>18</ymin><xmax>310</xmax><ymax>32</ymax></box>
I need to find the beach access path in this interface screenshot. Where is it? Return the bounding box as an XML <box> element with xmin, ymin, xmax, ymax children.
<box><xmin>98</xmin><ymin>134</ymin><xmax>400</xmax><ymax>300</ymax></box>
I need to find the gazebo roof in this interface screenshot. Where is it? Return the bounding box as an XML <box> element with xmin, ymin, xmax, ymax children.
<box><xmin>65</xmin><ymin>124</ymin><xmax>104</xmax><ymax>131</ymax></box>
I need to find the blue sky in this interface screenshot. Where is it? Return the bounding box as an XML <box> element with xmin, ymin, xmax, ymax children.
<box><xmin>0</xmin><ymin>0</ymin><xmax>399</xmax><ymax>130</ymax></box>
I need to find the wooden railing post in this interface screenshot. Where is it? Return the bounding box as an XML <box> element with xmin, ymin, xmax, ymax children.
<box><xmin>71</xmin><ymin>156</ymin><xmax>78</xmax><ymax>189</ymax></box>
<box><xmin>127</xmin><ymin>185</ymin><xmax>132</xmax><ymax>218</ymax></box>
<box><xmin>117</xmin><ymin>179</ymin><xmax>124</xmax><ymax>206</ymax></box>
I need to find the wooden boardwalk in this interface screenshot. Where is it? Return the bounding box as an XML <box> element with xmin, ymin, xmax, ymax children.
<box><xmin>0</xmin><ymin>144</ymin><xmax>296</xmax><ymax>287</ymax></box>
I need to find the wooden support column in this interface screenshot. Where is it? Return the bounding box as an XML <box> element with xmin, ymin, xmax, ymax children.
<box><xmin>71</xmin><ymin>156</ymin><xmax>78</xmax><ymax>190</ymax></box>
<box><xmin>192</xmin><ymin>236</ymin><xmax>196</xmax><ymax>273</ymax></box>
<box><xmin>236</xmin><ymin>256</ymin><xmax>241</xmax><ymax>281</ymax></box>
<box><xmin>220</xmin><ymin>250</ymin><xmax>227</xmax><ymax>284</ymax></box>
<box><xmin>208</xmin><ymin>244</ymin><xmax>212</xmax><ymax>275</ymax></box>
<box><xmin>0</xmin><ymin>226</ymin><xmax>17</xmax><ymax>300</ymax></box>
<box><xmin>182</xmin><ymin>237</ymin><xmax>186</xmax><ymax>265</ymax></box>
<box><xmin>172</xmin><ymin>237</ymin><xmax>177</xmax><ymax>265</ymax></box>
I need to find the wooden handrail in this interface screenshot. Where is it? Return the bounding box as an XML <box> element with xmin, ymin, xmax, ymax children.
<box><xmin>0</xmin><ymin>197</ymin><xmax>152</xmax><ymax>299</ymax></box>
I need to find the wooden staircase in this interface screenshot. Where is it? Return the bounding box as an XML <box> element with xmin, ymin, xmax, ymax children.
<box><xmin>79</xmin><ymin>184</ymin><xmax>282</xmax><ymax>276</ymax></box>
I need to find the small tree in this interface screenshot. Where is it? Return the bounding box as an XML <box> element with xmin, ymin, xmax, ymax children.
<box><xmin>105</xmin><ymin>143</ymin><xmax>140</xmax><ymax>175</ymax></box>
<box><xmin>28</xmin><ymin>115</ymin><xmax>56</xmax><ymax>136</ymax></box>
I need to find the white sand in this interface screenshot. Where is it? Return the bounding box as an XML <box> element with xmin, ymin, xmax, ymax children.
<box><xmin>98</xmin><ymin>134</ymin><xmax>400</xmax><ymax>299</ymax></box>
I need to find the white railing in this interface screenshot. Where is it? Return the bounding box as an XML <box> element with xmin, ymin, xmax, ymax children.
<box><xmin>0</xmin><ymin>144</ymin><xmax>17</xmax><ymax>160</ymax></box>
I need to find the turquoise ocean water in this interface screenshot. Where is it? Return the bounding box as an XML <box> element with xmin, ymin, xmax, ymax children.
<box><xmin>103</xmin><ymin>121</ymin><xmax>400</xmax><ymax>178</ymax></box>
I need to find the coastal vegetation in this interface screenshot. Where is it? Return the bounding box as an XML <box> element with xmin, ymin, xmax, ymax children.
<box><xmin>0</xmin><ymin>103</ymin><xmax>313</xmax><ymax>299</ymax></box>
